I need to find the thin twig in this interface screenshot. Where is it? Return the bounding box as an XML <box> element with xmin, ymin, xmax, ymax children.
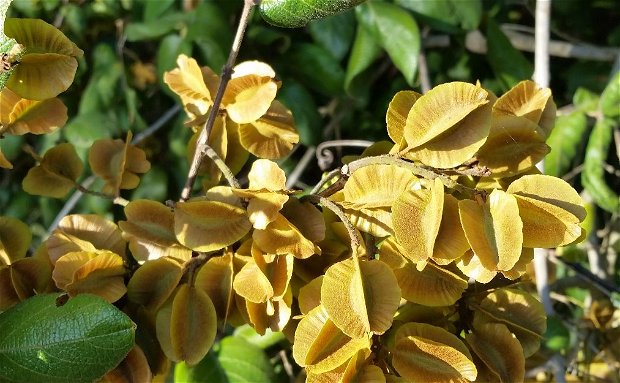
<box><xmin>310</xmin><ymin>168</ymin><xmax>341</xmax><ymax>195</ymax></box>
<box><xmin>73</xmin><ymin>182</ymin><xmax>129</xmax><ymax>206</ymax></box>
<box><xmin>303</xmin><ymin>194</ymin><xmax>361</xmax><ymax>249</ymax></box>
<box><xmin>203</xmin><ymin>144</ymin><xmax>240</xmax><ymax>189</ymax></box>
<box><xmin>180</xmin><ymin>0</ymin><xmax>258</xmax><ymax>202</ymax></box>
<box><xmin>132</xmin><ymin>104</ymin><xmax>181</xmax><ymax>144</ymax></box>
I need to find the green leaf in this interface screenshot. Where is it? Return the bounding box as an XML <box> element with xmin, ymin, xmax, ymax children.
<box><xmin>308</xmin><ymin>10</ymin><xmax>356</xmax><ymax>61</ymax></box>
<box><xmin>600</xmin><ymin>71</ymin><xmax>620</xmax><ymax>118</ymax></box>
<box><xmin>144</xmin><ymin>0</ymin><xmax>176</xmax><ymax>21</ymax></box>
<box><xmin>233</xmin><ymin>324</ymin><xmax>287</xmax><ymax>349</ymax></box>
<box><xmin>157</xmin><ymin>34</ymin><xmax>193</xmax><ymax>93</ymax></box>
<box><xmin>63</xmin><ymin>112</ymin><xmax>114</xmax><ymax>149</ymax></box>
<box><xmin>544</xmin><ymin>316</ymin><xmax>570</xmax><ymax>352</ymax></box>
<box><xmin>545</xmin><ymin>111</ymin><xmax>589</xmax><ymax>177</ymax></box>
<box><xmin>174</xmin><ymin>336</ymin><xmax>275</xmax><ymax>383</ymax></box>
<box><xmin>582</xmin><ymin>117</ymin><xmax>620</xmax><ymax>213</ymax></box>
<box><xmin>344</xmin><ymin>24</ymin><xmax>382</xmax><ymax>99</ymax></box>
<box><xmin>259</xmin><ymin>0</ymin><xmax>366</xmax><ymax>28</ymax></box>
<box><xmin>125</xmin><ymin>13</ymin><xmax>187</xmax><ymax>42</ymax></box>
<box><xmin>278</xmin><ymin>79</ymin><xmax>322</xmax><ymax>146</ymax></box>
<box><xmin>486</xmin><ymin>19</ymin><xmax>533</xmax><ymax>90</ymax></box>
<box><xmin>356</xmin><ymin>1</ymin><xmax>420</xmax><ymax>86</ymax></box>
<box><xmin>572</xmin><ymin>87</ymin><xmax>600</xmax><ymax>113</ymax></box>
<box><xmin>395</xmin><ymin>0</ymin><xmax>482</xmax><ymax>31</ymax></box>
<box><xmin>287</xmin><ymin>43</ymin><xmax>345</xmax><ymax>96</ymax></box>
<box><xmin>0</xmin><ymin>294</ymin><xmax>135</xmax><ymax>383</ymax></box>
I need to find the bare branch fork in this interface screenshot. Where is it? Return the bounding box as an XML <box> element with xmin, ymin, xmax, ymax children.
<box><xmin>179</xmin><ymin>0</ymin><xmax>260</xmax><ymax>202</ymax></box>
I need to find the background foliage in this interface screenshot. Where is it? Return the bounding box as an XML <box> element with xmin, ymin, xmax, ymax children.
<box><xmin>1</xmin><ymin>0</ymin><xmax>619</xmax><ymax>382</ymax></box>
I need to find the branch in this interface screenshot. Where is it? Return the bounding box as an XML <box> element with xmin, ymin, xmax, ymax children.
<box><xmin>304</xmin><ymin>194</ymin><xmax>361</xmax><ymax>249</ymax></box>
<box><xmin>180</xmin><ymin>0</ymin><xmax>258</xmax><ymax>202</ymax></box>
<box><xmin>203</xmin><ymin>144</ymin><xmax>240</xmax><ymax>189</ymax></box>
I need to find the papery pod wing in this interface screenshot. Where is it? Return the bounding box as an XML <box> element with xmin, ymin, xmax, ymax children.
<box><xmin>507</xmin><ymin>174</ymin><xmax>585</xmax><ymax>247</ymax></box>
<box><xmin>321</xmin><ymin>258</ymin><xmax>401</xmax><ymax>338</ymax></box>
<box><xmin>9</xmin><ymin>248</ymin><xmax>54</xmax><ymax>300</ymax></box>
<box><xmin>238</xmin><ymin>100</ymin><xmax>299</xmax><ymax>159</ymax></box>
<box><xmin>476</xmin><ymin>115</ymin><xmax>550</xmax><ymax>178</ymax></box>
<box><xmin>465</xmin><ymin>322</ymin><xmax>525</xmax><ymax>383</ymax></box>
<box><xmin>345</xmin><ymin>205</ymin><xmax>393</xmax><ymax>238</ymax></box>
<box><xmin>387</xmin><ymin>90</ymin><xmax>422</xmax><ymax>145</ymax></box>
<box><xmin>292</xmin><ymin>305</ymin><xmax>371</xmax><ymax>374</ymax></box>
<box><xmin>233</xmin><ymin>259</ymin><xmax>274</xmax><ymax>303</ymax></box>
<box><xmin>222</xmin><ymin>61</ymin><xmax>278</xmax><ymax>124</ymax></box>
<box><xmin>392</xmin><ymin>178</ymin><xmax>444</xmax><ymax>263</ymax></box>
<box><xmin>459</xmin><ymin>189</ymin><xmax>523</xmax><ymax>272</ymax></box>
<box><xmin>433</xmin><ymin>193</ymin><xmax>470</xmax><ymax>264</ymax></box>
<box><xmin>119</xmin><ymin>199</ymin><xmax>192</xmax><ymax>263</ymax></box>
<box><xmin>4</xmin><ymin>18</ymin><xmax>83</xmax><ymax>100</ymax></box>
<box><xmin>377</xmin><ymin>237</ymin><xmax>408</xmax><ymax>270</ymax></box>
<box><xmin>456</xmin><ymin>250</ymin><xmax>497</xmax><ymax>284</ymax></box>
<box><xmin>245</xmin><ymin>286</ymin><xmax>292</xmax><ymax>334</ymax></box>
<box><xmin>222</xmin><ymin>117</ymin><xmax>250</xmax><ymax>175</ymax></box>
<box><xmin>298</xmin><ymin>276</ymin><xmax>323</xmax><ymax>315</ymax></box>
<box><xmin>174</xmin><ymin>200</ymin><xmax>251</xmax><ymax>252</ymax></box>
<box><xmin>392</xmin><ymin>322</ymin><xmax>477</xmax><ymax>383</ymax></box>
<box><xmin>0</xmin><ymin>88</ymin><xmax>67</xmax><ymax>135</ymax></box>
<box><xmin>52</xmin><ymin>250</ymin><xmax>126</xmax><ymax>302</ymax></box>
<box><xmin>281</xmin><ymin>198</ymin><xmax>326</xmax><ymax>243</ymax></box>
<box><xmin>245</xmin><ymin>191</ymin><xmax>289</xmax><ymax>230</ymax></box>
<box><xmin>248</xmin><ymin>158</ymin><xmax>287</xmax><ymax>190</ymax></box>
<box><xmin>163</xmin><ymin>54</ymin><xmax>213</xmax><ymax>116</ymax></box>
<box><xmin>341</xmin><ymin>164</ymin><xmax>417</xmax><ymax>209</ymax></box>
<box><xmin>46</xmin><ymin>214</ymin><xmax>126</xmax><ymax>265</ymax></box>
<box><xmin>254</xmin><ymin>251</ymin><xmax>294</xmax><ymax>299</ymax></box>
<box><xmin>500</xmin><ymin>247</ymin><xmax>534</xmax><ymax>280</ymax></box>
<box><xmin>474</xmin><ymin>288</ymin><xmax>546</xmax><ymax>357</ymax></box>
<box><xmin>101</xmin><ymin>345</ymin><xmax>152</xmax><ymax>383</ymax></box>
<box><xmin>127</xmin><ymin>257</ymin><xmax>183</xmax><ymax>312</ymax></box>
<box><xmin>306</xmin><ymin>348</ymin><xmax>374</xmax><ymax>383</ymax></box>
<box><xmin>402</xmin><ymin>82</ymin><xmax>491</xmax><ymax>168</ymax></box>
<box><xmin>0</xmin><ymin>216</ymin><xmax>31</xmax><ymax>266</ymax></box>
<box><xmin>89</xmin><ymin>133</ymin><xmax>151</xmax><ymax>194</ymax></box>
<box><xmin>253</xmin><ymin>213</ymin><xmax>319</xmax><ymax>259</ymax></box>
<box><xmin>493</xmin><ymin>80</ymin><xmax>556</xmax><ymax>137</ymax></box>
<box><xmin>22</xmin><ymin>143</ymin><xmax>83</xmax><ymax>198</ymax></box>
<box><xmin>156</xmin><ymin>284</ymin><xmax>217</xmax><ymax>366</ymax></box>
<box><xmin>194</xmin><ymin>252</ymin><xmax>235</xmax><ymax>323</ymax></box>
<box><xmin>394</xmin><ymin>261</ymin><xmax>467</xmax><ymax>306</ymax></box>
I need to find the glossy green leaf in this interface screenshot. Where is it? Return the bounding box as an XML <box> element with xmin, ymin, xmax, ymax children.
<box><xmin>233</xmin><ymin>324</ymin><xmax>287</xmax><ymax>349</ymax></box>
<box><xmin>308</xmin><ymin>10</ymin><xmax>355</xmax><ymax>61</ymax></box>
<box><xmin>278</xmin><ymin>80</ymin><xmax>322</xmax><ymax>146</ymax></box>
<box><xmin>486</xmin><ymin>19</ymin><xmax>533</xmax><ymax>90</ymax></box>
<box><xmin>600</xmin><ymin>71</ymin><xmax>620</xmax><ymax>118</ymax></box>
<box><xmin>260</xmin><ymin>0</ymin><xmax>366</xmax><ymax>28</ymax></box>
<box><xmin>582</xmin><ymin>117</ymin><xmax>619</xmax><ymax>213</ymax></box>
<box><xmin>344</xmin><ymin>24</ymin><xmax>382</xmax><ymax>99</ymax></box>
<box><xmin>144</xmin><ymin>0</ymin><xmax>176</xmax><ymax>21</ymax></box>
<box><xmin>395</xmin><ymin>0</ymin><xmax>482</xmax><ymax>31</ymax></box>
<box><xmin>287</xmin><ymin>43</ymin><xmax>345</xmax><ymax>96</ymax></box>
<box><xmin>545</xmin><ymin>111</ymin><xmax>588</xmax><ymax>177</ymax></box>
<box><xmin>0</xmin><ymin>294</ymin><xmax>135</xmax><ymax>383</ymax></box>
<box><xmin>125</xmin><ymin>13</ymin><xmax>187</xmax><ymax>42</ymax></box>
<box><xmin>356</xmin><ymin>1</ymin><xmax>420</xmax><ymax>86</ymax></box>
<box><xmin>572</xmin><ymin>87</ymin><xmax>600</xmax><ymax>113</ymax></box>
<box><xmin>175</xmin><ymin>336</ymin><xmax>275</xmax><ymax>383</ymax></box>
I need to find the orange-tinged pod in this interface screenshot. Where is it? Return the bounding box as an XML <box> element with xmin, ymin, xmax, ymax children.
<box><xmin>194</xmin><ymin>252</ymin><xmax>235</xmax><ymax>323</ymax></box>
<box><xmin>392</xmin><ymin>178</ymin><xmax>444</xmax><ymax>263</ymax></box>
<box><xmin>433</xmin><ymin>194</ymin><xmax>470</xmax><ymax>264</ymax></box>
<box><xmin>474</xmin><ymin>288</ymin><xmax>546</xmax><ymax>357</ymax></box>
<box><xmin>387</xmin><ymin>90</ymin><xmax>422</xmax><ymax>145</ymax></box>
<box><xmin>253</xmin><ymin>213</ymin><xmax>319</xmax><ymax>259</ymax></box>
<box><xmin>321</xmin><ymin>259</ymin><xmax>401</xmax><ymax>338</ymax></box>
<box><xmin>394</xmin><ymin>261</ymin><xmax>467</xmax><ymax>306</ymax></box>
<box><xmin>101</xmin><ymin>345</ymin><xmax>152</xmax><ymax>383</ymax></box>
<box><xmin>298</xmin><ymin>276</ymin><xmax>323</xmax><ymax>315</ymax></box>
<box><xmin>156</xmin><ymin>284</ymin><xmax>218</xmax><ymax>366</ymax></box>
<box><xmin>391</xmin><ymin>323</ymin><xmax>477</xmax><ymax>383</ymax></box>
<box><xmin>223</xmin><ymin>74</ymin><xmax>278</xmax><ymax>124</ymax></box>
<box><xmin>238</xmin><ymin>101</ymin><xmax>299</xmax><ymax>160</ymax></box>
<box><xmin>293</xmin><ymin>305</ymin><xmax>371</xmax><ymax>374</ymax></box>
<box><xmin>465</xmin><ymin>323</ymin><xmax>525</xmax><ymax>383</ymax></box>
<box><xmin>233</xmin><ymin>260</ymin><xmax>274</xmax><ymax>303</ymax></box>
<box><xmin>127</xmin><ymin>257</ymin><xmax>183</xmax><ymax>312</ymax></box>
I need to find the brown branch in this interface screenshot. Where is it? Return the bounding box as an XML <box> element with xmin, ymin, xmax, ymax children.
<box><xmin>179</xmin><ymin>0</ymin><xmax>258</xmax><ymax>201</ymax></box>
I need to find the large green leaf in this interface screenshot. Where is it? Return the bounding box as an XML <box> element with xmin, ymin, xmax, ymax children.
<box><xmin>287</xmin><ymin>43</ymin><xmax>345</xmax><ymax>96</ymax></box>
<box><xmin>0</xmin><ymin>294</ymin><xmax>135</xmax><ymax>383</ymax></box>
<box><xmin>545</xmin><ymin>111</ymin><xmax>588</xmax><ymax>177</ymax></box>
<box><xmin>356</xmin><ymin>1</ymin><xmax>420</xmax><ymax>86</ymax></box>
<box><xmin>344</xmin><ymin>24</ymin><xmax>382</xmax><ymax>100</ymax></box>
<box><xmin>174</xmin><ymin>336</ymin><xmax>275</xmax><ymax>383</ymax></box>
<box><xmin>582</xmin><ymin>117</ymin><xmax>620</xmax><ymax>213</ymax></box>
<box><xmin>278</xmin><ymin>79</ymin><xmax>322</xmax><ymax>146</ymax></box>
<box><xmin>125</xmin><ymin>13</ymin><xmax>187</xmax><ymax>42</ymax></box>
<box><xmin>486</xmin><ymin>19</ymin><xmax>533</xmax><ymax>90</ymax></box>
<box><xmin>308</xmin><ymin>10</ymin><xmax>356</xmax><ymax>61</ymax></box>
<box><xmin>395</xmin><ymin>0</ymin><xmax>482</xmax><ymax>31</ymax></box>
<box><xmin>259</xmin><ymin>0</ymin><xmax>366</xmax><ymax>28</ymax></box>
